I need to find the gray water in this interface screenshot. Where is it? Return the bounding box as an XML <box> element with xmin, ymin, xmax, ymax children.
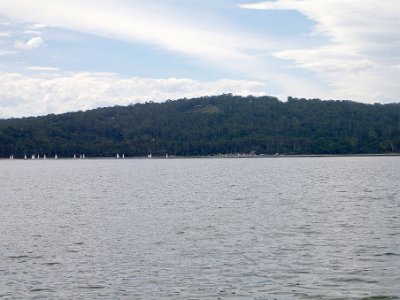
<box><xmin>0</xmin><ymin>157</ymin><xmax>399</xmax><ymax>300</ymax></box>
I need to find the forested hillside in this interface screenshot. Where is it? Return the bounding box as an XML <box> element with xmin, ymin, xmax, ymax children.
<box><xmin>0</xmin><ymin>94</ymin><xmax>399</xmax><ymax>157</ymax></box>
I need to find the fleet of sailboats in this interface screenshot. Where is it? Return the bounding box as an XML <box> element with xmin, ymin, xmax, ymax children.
<box><xmin>8</xmin><ymin>153</ymin><xmax>172</xmax><ymax>159</ymax></box>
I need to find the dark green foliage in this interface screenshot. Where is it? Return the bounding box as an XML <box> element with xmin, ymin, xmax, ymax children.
<box><xmin>0</xmin><ymin>94</ymin><xmax>399</xmax><ymax>157</ymax></box>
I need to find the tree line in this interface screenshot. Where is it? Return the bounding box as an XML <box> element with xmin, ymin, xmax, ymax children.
<box><xmin>0</xmin><ymin>94</ymin><xmax>399</xmax><ymax>157</ymax></box>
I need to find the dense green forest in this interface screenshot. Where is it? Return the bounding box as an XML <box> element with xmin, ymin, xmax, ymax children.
<box><xmin>0</xmin><ymin>94</ymin><xmax>399</xmax><ymax>157</ymax></box>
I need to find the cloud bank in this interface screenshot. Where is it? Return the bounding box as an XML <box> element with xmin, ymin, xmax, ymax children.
<box><xmin>0</xmin><ymin>72</ymin><xmax>269</xmax><ymax>118</ymax></box>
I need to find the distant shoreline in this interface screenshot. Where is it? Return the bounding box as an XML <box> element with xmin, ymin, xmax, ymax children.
<box><xmin>2</xmin><ymin>153</ymin><xmax>400</xmax><ymax>160</ymax></box>
<box><xmin>2</xmin><ymin>96</ymin><xmax>400</xmax><ymax>158</ymax></box>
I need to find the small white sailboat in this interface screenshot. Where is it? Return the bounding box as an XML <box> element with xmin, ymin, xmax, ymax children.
<box><xmin>122</xmin><ymin>154</ymin><xmax>125</xmax><ymax>159</ymax></box>
<box><xmin>55</xmin><ymin>154</ymin><xmax>58</xmax><ymax>159</ymax></box>
<box><xmin>43</xmin><ymin>155</ymin><xmax>46</xmax><ymax>160</ymax></box>
<box><xmin>32</xmin><ymin>155</ymin><xmax>35</xmax><ymax>160</ymax></box>
<box><xmin>116</xmin><ymin>154</ymin><xmax>120</xmax><ymax>159</ymax></box>
<box><xmin>24</xmin><ymin>155</ymin><xmax>27</xmax><ymax>160</ymax></box>
<box><xmin>74</xmin><ymin>154</ymin><xmax>77</xmax><ymax>159</ymax></box>
<box><xmin>166</xmin><ymin>153</ymin><xmax>168</xmax><ymax>158</ymax></box>
<box><xmin>9</xmin><ymin>155</ymin><xmax>13</xmax><ymax>160</ymax></box>
<box><xmin>148</xmin><ymin>153</ymin><xmax>152</xmax><ymax>158</ymax></box>
<box><xmin>37</xmin><ymin>154</ymin><xmax>40</xmax><ymax>159</ymax></box>
<box><xmin>82</xmin><ymin>154</ymin><xmax>85</xmax><ymax>159</ymax></box>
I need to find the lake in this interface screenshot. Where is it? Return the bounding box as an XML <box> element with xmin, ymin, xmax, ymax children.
<box><xmin>0</xmin><ymin>157</ymin><xmax>399</xmax><ymax>299</ymax></box>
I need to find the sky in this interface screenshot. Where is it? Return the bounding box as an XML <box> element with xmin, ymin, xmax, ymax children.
<box><xmin>0</xmin><ymin>0</ymin><xmax>399</xmax><ymax>118</ymax></box>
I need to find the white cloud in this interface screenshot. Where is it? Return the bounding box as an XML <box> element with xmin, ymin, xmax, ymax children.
<box><xmin>0</xmin><ymin>0</ymin><xmax>398</xmax><ymax>108</ymax></box>
<box><xmin>0</xmin><ymin>0</ymin><xmax>267</xmax><ymax>71</ymax></box>
<box><xmin>0</xmin><ymin>31</ymin><xmax>11</xmax><ymax>37</ymax></box>
<box><xmin>15</xmin><ymin>37</ymin><xmax>44</xmax><ymax>49</ymax></box>
<box><xmin>30</xmin><ymin>23</ymin><xmax>48</xmax><ymax>29</ymax></box>
<box><xmin>0</xmin><ymin>72</ymin><xmax>269</xmax><ymax>118</ymax></box>
<box><xmin>24</xmin><ymin>30</ymin><xmax>41</xmax><ymax>35</ymax></box>
<box><xmin>240</xmin><ymin>0</ymin><xmax>400</xmax><ymax>102</ymax></box>
<box><xmin>0</xmin><ymin>50</ymin><xmax>16</xmax><ymax>56</ymax></box>
<box><xmin>27</xmin><ymin>66</ymin><xmax>60</xmax><ymax>71</ymax></box>
<box><xmin>0</xmin><ymin>0</ymin><xmax>334</xmax><ymax>103</ymax></box>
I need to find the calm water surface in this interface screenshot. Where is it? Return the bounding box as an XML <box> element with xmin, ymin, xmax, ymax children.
<box><xmin>0</xmin><ymin>157</ymin><xmax>399</xmax><ymax>299</ymax></box>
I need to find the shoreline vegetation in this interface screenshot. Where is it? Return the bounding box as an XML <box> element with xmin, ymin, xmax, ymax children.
<box><xmin>1</xmin><ymin>94</ymin><xmax>399</xmax><ymax>158</ymax></box>
<box><xmin>2</xmin><ymin>153</ymin><xmax>400</xmax><ymax>160</ymax></box>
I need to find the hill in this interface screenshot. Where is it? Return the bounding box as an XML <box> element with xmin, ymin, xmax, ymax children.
<box><xmin>0</xmin><ymin>94</ymin><xmax>399</xmax><ymax>157</ymax></box>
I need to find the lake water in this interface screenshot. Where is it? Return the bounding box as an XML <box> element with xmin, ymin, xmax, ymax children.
<box><xmin>0</xmin><ymin>157</ymin><xmax>399</xmax><ymax>299</ymax></box>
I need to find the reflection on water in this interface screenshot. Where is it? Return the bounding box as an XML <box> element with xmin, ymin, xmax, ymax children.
<box><xmin>0</xmin><ymin>157</ymin><xmax>399</xmax><ymax>299</ymax></box>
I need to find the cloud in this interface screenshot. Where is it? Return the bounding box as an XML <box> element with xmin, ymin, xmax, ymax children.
<box><xmin>0</xmin><ymin>0</ymin><xmax>337</xmax><ymax>102</ymax></box>
<box><xmin>30</xmin><ymin>23</ymin><xmax>48</xmax><ymax>29</ymax></box>
<box><xmin>24</xmin><ymin>30</ymin><xmax>41</xmax><ymax>35</ymax></box>
<box><xmin>240</xmin><ymin>0</ymin><xmax>400</xmax><ymax>101</ymax></box>
<box><xmin>0</xmin><ymin>72</ymin><xmax>269</xmax><ymax>118</ymax></box>
<box><xmin>0</xmin><ymin>50</ymin><xmax>16</xmax><ymax>56</ymax></box>
<box><xmin>0</xmin><ymin>31</ymin><xmax>11</xmax><ymax>37</ymax></box>
<box><xmin>14</xmin><ymin>37</ymin><xmax>44</xmax><ymax>49</ymax></box>
<box><xmin>1</xmin><ymin>0</ymin><xmax>398</xmax><ymax>106</ymax></box>
<box><xmin>0</xmin><ymin>0</ymin><xmax>266</xmax><ymax>71</ymax></box>
<box><xmin>27</xmin><ymin>66</ymin><xmax>60</xmax><ymax>71</ymax></box>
